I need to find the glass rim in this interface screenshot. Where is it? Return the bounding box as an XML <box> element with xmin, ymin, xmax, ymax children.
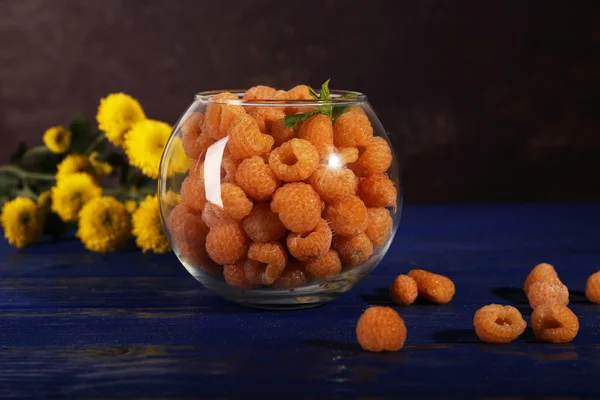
<box><xmin>194</xmin><ymin>89</ymin><xmax>367</xmax><ymax>106</ymax></box>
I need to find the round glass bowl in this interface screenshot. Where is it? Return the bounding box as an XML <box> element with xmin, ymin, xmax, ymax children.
<box><xmin>159</xmin><ymin>87</ymin><xmax>401</xmax><ymax>309</ymax></box>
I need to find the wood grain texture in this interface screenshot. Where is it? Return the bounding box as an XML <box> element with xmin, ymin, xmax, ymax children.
<box><xmin>0</xmin><ymin>0</ymin><xmax>599</xmax><ymax>203</ymax></box>
<box><xmin>1</xmin><ymin>204</ymin><xmax>600</xmax><ymax>398</ymax></box>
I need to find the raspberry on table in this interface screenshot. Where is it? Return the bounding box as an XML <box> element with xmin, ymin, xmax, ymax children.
<box><xmin>333</xmin><ymin>233</ymin><xmax>373</xmax><ymax>267</ymax></box>
<box><xmin>531</xmin><ymin>303</ymin><xmax>579</xmax><ymax>343</ymax></box>
<box><xmin>220</xmin><ymin>183</ymin><xmax>253</xmax><ymax>220</ymax></box>
<box><xmin>245</xmin><ymin>241</ymin><xmax>288</xmax><ymax>285</ymax></box>
<box><xmin>408</xmin><ymin>269</ymin><xmax>455</xmax><ymax>304</ymax></box>
<box><xmin>527</xmin><ymin>281</ymin><xmax>569</xmax><ymax>310</ymax></box>
<box><xmin>223</xmin><ymin>261</ymin><xmax>259</xmax><ymax>289</ymax></box>
<box><xmin>359</xmin><ymin>174</ymin><xmax>397</xmax><ymax>208</ymax></box>
<box><xmin>182</xmin><ymin>112</ymin><xmax>214</xmax><ymax>160</ymax></box>
<box><xmin>365</xmin><ymin>208</ymin><xmax>393</xmax><ymax>247</ymax></box>
<box><xmin>305</xmin><ymin>249</ymin><xmax>342</xmax><ymax>280</ymax></box>
<box><xmin>202</xmin><ymin>202</ymin><xmax>235</xmax><ymax>228</ymax></box>
<box><xmin>270</xmin><ymin>118</ymin><xmax>299</xmax><ymax>145</ymax></box>
<box><xmin>272</xmin><ymin>261</ymin><xmax>308</xmax><ymax>289</ymax></box>
<box><xmin>268</xmin><ymin>138</ymin><xmax>319</xmax><ymax>182</ymax></box>
<box><xmin>203</xmin><ymin>92</ymin><xmax>246</xmax><ymax>140</ymax></box>
<box><xmin>307</xmin><ymin>165</ymin><xmax>359</xmax><ymax>204</ymax></box>
<box><xmin>389</xmin><ymin>274</ymin><xmax>418</xmax><ymax>305</ymax></box>
<box><xmin>356</xmin><ymin>306</ymin><xmax>407</xmax><ymax>352</ymax></box>
<box><xmin>524</xmin><ymin>263</ymin><xmax>561</xmax><ymax>294</ymax></box>
<box><xmin>586</xmin><ymin>271</ymin><xmax>600</xmax><ymax>303</ymax></box>
<box><xmin>271</xmin><ymin>183</ymin><xmax>322</xmax><ymax>233</ymax></box>
<box><xmin>324</xmin><ymin>195</ymin><xmax>368</xmax><ymax>236</ymax></box>
<box><xmin>333</xmin><ymin>111</ymin><xmax>373</xmax><ymax>147</ymax></box>
<box><xmin>180</xmin><ymin>175</ymin><xmax>207</xmax><ymax>213</ymax></box>
<box><xmin>298</xmin><ymin>114</ymin><xmax>335</xmax><ymax>161</ymax></box>
<box><xmin>205</xmin><ymin>222</ymin><xmax>249</xmax><ymax>265</ymax></box>
<box><xmin>249</xmin><ymin>107</ymin><xmax>286</xmax><ymax>134</ymax></box>
<box><xmin>167</xmin><ymin>204</ymin><xmax>215</xmax><ymax>271</ymax></box>
<box><xmin>235</xmin><ymin>156</ymin><xmax>280</xmax><ymax>201</ymax></box>
<box><xmin>287</xmin><ymin>218</ymin><xmax>332</xmax><ymax>261</ymax></box>
<box><xmin>243</xmin><ymin>85</ymin><xmax>277</xmax><ymax>100</ymax></box>
<box><xmin>227</xmin><ymin>114</ymin><xmax>274</xmax><ymax>160</ymax></box>
<box><xmin>242</xmin><ymin>202</ymin><xmax>287</xmax><ymax>242</ymax></box>
<box><xmin>473</xmin><ymin>304</ymin><xmax>527</xmax><ymax>344</ymax></box>
<box><xmin>349</xmin><ymin>136</ymin><xmax>393</xmax><ymax>177</ymax></box>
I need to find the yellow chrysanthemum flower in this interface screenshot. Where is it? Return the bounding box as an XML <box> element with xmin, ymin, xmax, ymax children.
<box><xmin>125</xmin><ymin>200</ymin><xmax>137</xmax><ymax>214</ymax></box>
<box><xmin>163</xmin><ymin>190</ymin><xmax>181</xmax><ymax>209</ymax></box>
<box><xmin>51</xmin><ymin>173</ymin><xmax>102</xmax><ymax>222</ymax></box>
<box><xmin>169</xmin><ymin>137</ymin><xmax>191</xmax><ymax>176</ymax></box>
<box><xmin>89</xmin><ymin>152</ymin><xmax>113</xmax><ymax>176</ymax></box>
<box><xmin>43</xmin><ymin>126</ymin><xmax>71</xmax><ymax>154</ymax></box>
<box><xmin>97</xmin><ymin>93</ymin><xmax>146</xmax><ymax>147</ymax></box>
<box><xmin>37</xmin><ymin>191</ymin><xmax>52</xmax><ymax>210</ymax></box>
<box><xmin>56</xmin><ymin>154</ymin><xmax>94</xmax><ymax>182</ymax></box>
<box><xmin>77</xmin><ymin>196</ymin><xmax>131</xmax><ymax>252</ymax></box>
<box><xmin>124</xmin><ymin>119</ymin><xmax>182</xmax><ymax>179</ymax></box>
<box><xmin>1</xmin><ymin>197</ymin><xmax>44</xmax><ymax>248</ymax></box>
<box><xmin>132</xmin><ymin>195</ymin><xmax>171</xmax><ymax>253</ymax></box>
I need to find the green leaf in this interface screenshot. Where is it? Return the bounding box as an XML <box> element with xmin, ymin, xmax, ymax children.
<box><xmin>308</xmin><ymin>87</ymin><xmax>319</xmax><ymax>100</ymax></box>
<box><xmin>332</xmin><ymin>93</ymin><xmax>359</xmax><ymax>121</ymax></box>
<box><xmin>10</xmin><ymin>142</ymin><xmax>28</xmax><ymax>165</ymax></box>
<box><xmin>0</xmin><ymin>173</ymin><xmax>19</xmax><ymax>198</ymax></box>
<box><xmin>69</xmin><ymin>113</ymin><xmax>98</xmax><ymax>153</ymax></box>
<box><xmin>338</xmin><ymin>93</ymin><xmax>358</xmax><ymax>99</ymax></box>
<box><xmin>320</xmin><ymin>79</ymin><xmax>331</xmax><ymax>100</ymax></box>
<box><xmin>19</xmin><ymin>146</ymin><xmax>61</xmax><ymax>174</ymax></box>
<box><xmin>283</xmin><ymin>111</ymin><xmax>317</xmax><ymax>127</ymax></box>
<box><xmin>316</xmin><ymin>105</ymin><xmax>332</xmax><ymax>118</ymax></box>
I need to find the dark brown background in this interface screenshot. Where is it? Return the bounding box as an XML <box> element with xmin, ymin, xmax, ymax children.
<box><xmin>1</xmin><ymin>0</ymin><xmax>599</xmax><ymax>203</ymax></box>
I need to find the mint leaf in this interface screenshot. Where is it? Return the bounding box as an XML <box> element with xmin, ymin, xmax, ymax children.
<box><xmin>332</xmin><ymin>93</ymin><xmax>360</xmax><ymax>121</ymax></box>
<box><xmin>283</xmin><ymin>111</ymin><xmax>317</xmax><ymax>127</ymax></box>
<box><xmin>338</xmin><ymin>93</ymin><xmax>358</xmax><ymax>99</ymax></box>
<box><xmin>308</xmin><ymin>87</ymin><xmax>319</xmax><ymax>100</ymax></box>
<box><xmin>320</xmin><ymin>79</ymin><xmax>331</xmax><ymax>100</ymax></box>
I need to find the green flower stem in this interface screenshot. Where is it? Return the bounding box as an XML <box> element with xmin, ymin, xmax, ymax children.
<box><xmin>0</xmin><ymin>165</ymin><xmax>56</xmax><ymax>182</ymax></box>
<box><xmin>84</xmin><ymin>132</ymin><xmax>106</xmax><ymax>155</ymax></box>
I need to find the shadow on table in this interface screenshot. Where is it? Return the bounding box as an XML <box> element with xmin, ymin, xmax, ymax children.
<box><xmin>432</xmin><ymin>329</ymin><xmax>479</xmax><ymax>344</ymax></box>
<box><xmin>306</xmin><ymin>339</ymin><xmax>361</xmax><ymax>352</ymax></box>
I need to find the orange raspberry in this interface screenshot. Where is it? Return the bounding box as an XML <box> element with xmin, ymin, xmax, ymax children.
<box><xmin>298</xmin><ymin>114</ymin><xmax>334</xmax><ymax>161</ymax></box>
<box><xmin>180</xmin><ymin>175</ymin><xmax>206</xmax><ymax>213</ymax></box>
<box><xmin>305</xmin><ymin>249</ymin><xmax>342</xmax><ymax>280</ymax></box>
<box><xmin>249</xmin><ymin>107</ymin><xmax>286</xmax><ymax>134</ymax></box>
<box><xmin>527</xmin><ymin>281</ymin><xmax>569</xmax><ymax>310</ymax></box>
<box><xmin>219</xmin><ymin>183</ymin><xmax>253</xmax><ymax>220</ymax></box>
<box><xmin>473</xmin><ymin>304</ymin><xmax>527</xmax><ymax>344</ymax></box>
<box><xmin>348</xmin><ymin>105</ymin><xmax>366</xmax><ymax>115</ymax></box>
<box><xmin>270</xmin><ymin>118</ymin><xmax>298</xmax><ymax>145</ymax></box>
<box><xmin>586</xmin><ymin>271</ymin><xmax>600</xmax><ymax>303</ymax></box>
<box><xmin>324</xmin><ymin>195</ymin><xmax>368</xmax><ymax>236</ymax></box>
<box><xmin>349</xmin><ymin>137</ymin><xmax>393</xmax><ymax>177</ymax></box>
<box><xmin>167</xmin><ymin>204</ymin><xmax>214</xmax><ymax>271</ymax></box>
<box><xmin>333</xmin><ymin>111</ymin><xmax>373</xmax><ymax>147</ymax></box>
<box><xmin>286</xmin><ymin>84</ymin><xmax>315</xmax><ymax>114</ymax></box>
<box><xmin>235</xmin><ymin>156</ymin><xmax>280</xmax><ymax>201</ymax></box>
<box><xmin>337</xmin><ymin>147</ymin><xmax>359</xmax><ymax>165</ymax></box>
<box><xmin>202</xmin><ymin>202</ymin><xmax>235</xmax><ymax>229</ymax></box>
<box><xmin>271</xmin><ymin>183</ymin><xmax>322</xmax><ymax>233</ymax></box>
<box><xmin>203</xmin><ymin>92</ymin><xmax>245</xmax><ymax>140</ymax></box>
<box><xmin>333</xmin><ymin>233</ymin><xmax>373</xmax><ymax>267</ymax></box>
<box><xmin>356</xmin><ymin>307</ymin><xmax>407</xmax><ymax>352</ymax></box>
<box><xmin>273</xmin><ymin>90</ymin><xmax>290</xmax><ymax>101</ymax></box>
<box><xmin>531</xmin><ymin>303</ymin><xmax>579</xmax><ymax>343</ymax></box>
<box><xmin>245</xmin><ymin>241</ymin><xmax>288</xmax><ymax>285</ymax></box>
<box><xmin>268</xmin><ymin>138</ymin><xmax>319</xmax><ymax>182</ymax></box>
<box><xmin>389</xmin><ymin>274</ymin><xmax>418</xmax><ymax>305</ymax></box>
<box><xmin>221</xmin><ymin>155</ymin><xmax>239</xmax><ymax>184</ymax></box>
<box><xmin>272</xmin><ymin>261</ymin><xmax>308</xmax><ymax>289</ymax></box>
<box><xmin>223</xmin><ymin>261</ymin><xmax>259</xmax><ymax>289</ymax></box>
<box><xmin>181</xmin><ymin>112</ymin><xmax>214</xmax><ymax>159</ymax></box>
<box><xmin>243</xmin><ymin>85</ymin><xmax>277</xmax><ymax>101</ymax></box>
<box><xmin>308</xmin><ymin>165</ymin><xmax>358</xmax><ymax>204</ymax></box>
<box><xmin>188</xmin><ymin>158</ymin><xmax>204</xmax><ymax>179</ymax></box>
<box><xmin>205</xmin><ymin>223</ymin><xmax>249</xmax><ymax>265</ymax></box>
<box><xmin>227</xmin><ymin>114</ymin><xmax>274</xmax><ymax>160</ymax></box>
<box><xmin>408</xmin><ymin>269</ymin><xmax>455</xmax><ymax>304</ymax></box>
<box><xmin>287</xmin><ymin>219</ymin><xmax>332</xmax><ymax>261</ymax></box>
<box><xmin>242</xmin><ymin>202</ymin><xmax>287</xmax><ymax>242</ymax></box>
<box><xmin>524</xmin><ymin>263</ymin><xmax>560</xmax><ymax>294</ymax></box>
<box><xmin>359</xmin><ymin>174</ymin><xmax>397</xmax><ymax>208</ymax></box>
<box><xmin>365</xmin><ymin>208</ymin><xmax>393</xmax><ymax>247</ymax></box>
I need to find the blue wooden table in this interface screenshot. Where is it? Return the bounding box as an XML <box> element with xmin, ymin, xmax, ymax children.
<box><xmin>1</xmin><ymin>204</ymin><xmax>600</xmax><ymax>399</ymax></box>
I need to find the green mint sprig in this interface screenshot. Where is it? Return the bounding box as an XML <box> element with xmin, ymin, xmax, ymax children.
<box><xmin>283</xmin><ymin>79</ymin><xmax>358</xmax><ymax>127</ymax></box>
